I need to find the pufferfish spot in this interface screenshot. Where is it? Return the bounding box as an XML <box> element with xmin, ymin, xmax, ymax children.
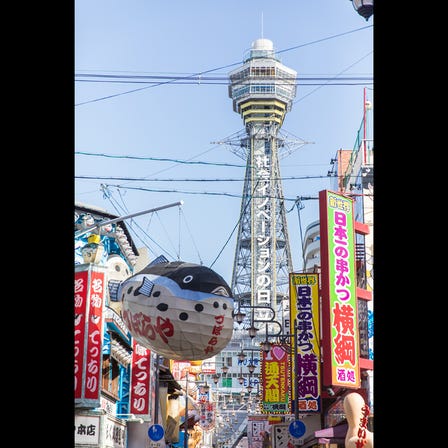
<box><xmin>179</xmin><ymin>312</ymin><xmax>189</xmax><ymax>321</ymax></box>
<box><xmin>195</xmin><ymin>304</ymin><xmax>204</xmax><ymax>312</ymax></box>
<box><xmin>157</xmin><ymin>303</ymin><xmax>169</xmax><ymax>311</ymax></box>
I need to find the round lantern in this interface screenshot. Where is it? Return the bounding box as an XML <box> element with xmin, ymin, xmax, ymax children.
<box><xmin>351</xmin><ymin>0</ymin><xmax>373</xmax><ymax>21</ymax></box>
<box><xmin>119</xmin><ymin>259</ymin><xmax>234</xmax><ymax>360</ymax></box>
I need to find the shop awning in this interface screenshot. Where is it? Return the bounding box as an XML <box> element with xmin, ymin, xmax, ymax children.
<box><xmin>301</xmin><ymin>423</ymin><xmax>348</xmax><ymax>447</ymax></box>
<box><xmin>159</xmin><ymin>364</ymin><xmax>183</xmax><ymax>394</ymax></box>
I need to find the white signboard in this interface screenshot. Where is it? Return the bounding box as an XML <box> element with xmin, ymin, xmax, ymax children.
<box><xmin>272</xmin><ymin>423</ymin><xmax>302</xmax><ymax>448</ymax></box>
<box><xmin>104</xmin><ymin>417</ymin><xmax>126</xmax><ymax>448</ymax></box>
<box><xmin>75</xmin><ymin>415</ymin><xmax>100</xmax><ymax>445</ymax></box>
<box><xmin>148</xmin><ymin>442</ymin><xmax>164</xmax><ymax>448</ymax></box>
<box><xmin>74</xmin><ymin>415</ymin><xmax>126</xmax><ymax>447</ymax></box>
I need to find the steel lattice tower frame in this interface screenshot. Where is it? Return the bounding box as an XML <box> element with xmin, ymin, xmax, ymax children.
<box><xmin>227</xmin><ymin>38</ymin><xmax>298</xmax><ymax>338</ymax></box>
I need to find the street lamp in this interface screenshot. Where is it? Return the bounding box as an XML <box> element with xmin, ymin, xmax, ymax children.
<box><xmin>247</xmin><ymin>324</ymin><xmax>259</xmax><ymax>338</ymax></box>
<box><xmin>221</xmin><ymin>365</ymin><xmax>229</xmax><ymax>375</ymax></box>
<box><xmin>213</xmin><ymin>374</ymin><xmax>220</xmax><ymax>384</ymax></box>
<box><xmin>237</xmin><ymin>350</ymin><xmax>246</xmax><ymax>361</ymax></box>
<box><xmin>233</xmin><ymin>308</ymin><xmax>246</xmax><ymax>324</ymax></box>
<box><xmin>350</xmin><ymin>0</ymin><xmax>373</xmax><ymax>21</ymax></box>
<box><xmin>238</xmin><ymin>366</ymin><xmax>244</xmax><ymax>385</ymax></box>
<box><xmin>261</xmin><ymin>339</ymin><xmax>272</xmax><ymax>353</ymax></box>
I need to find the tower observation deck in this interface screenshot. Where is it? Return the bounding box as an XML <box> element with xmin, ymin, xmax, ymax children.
<box><xmin>228</xmin><ymin>38</ymin><xmax>298</xmax><ymax>338</ymax></box>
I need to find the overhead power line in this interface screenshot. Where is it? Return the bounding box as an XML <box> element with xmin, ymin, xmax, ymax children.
<box><xmin>76</xmin><ymin>174</ymin><xmax>333</xmax><ymax>182</ymax></box>
<box><xmin>75</xmin><ymin>73</ymin><xmax>372</xmax><ymax>85</ymax></box>
<box><xmin>75</xmin><ymin>24</ymin><xmax>373</xmax><ymax>107</ymax></box>
<box><xmin>75</xmin><ymin>151</ymin><xmax>246</xmax><ymax>168</ymax></box>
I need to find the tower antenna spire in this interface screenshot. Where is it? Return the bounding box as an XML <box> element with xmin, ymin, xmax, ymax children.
<box><xmin>261</xmin><ymin>11</ymin><xmax>264</xmax><ymax>38</ymax></box>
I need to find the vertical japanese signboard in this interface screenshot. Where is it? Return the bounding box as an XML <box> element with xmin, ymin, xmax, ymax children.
<box><xmin>74</xmin><ymin>265</ymin><xmax>106</xmax><ymax>408</ymax></box>
<box><xmin>199</xmin><ymin>401</ymin><xmax>215</xmax><ymax>431</ymax></box>
<box><xmin>289</xmin><ymin>273</ymin><xmax>321</xmax><ymax>413</ymax></box>
<box><xmin>319</xmin><ymin>190</ymin><xmax>360</xmax><ymax>388</ymax></box>
<box><xmin>250</xmin><ymin>138</ymin><xmax>278</xmax><ymax>328</ymax></box>
<box><xmin>129</xmin><ymin>340</ymin><xmax>152</xmax><ymax>419</ymax></box>
<box><xmin>261</xmin><ymin>344</ymin><xmax>290</xmax><ymax>414</ymax></box>
<box><xmin>74</xmin><ymin>269</ymin><xmax>88</xmax><ymax>401</ymax></box>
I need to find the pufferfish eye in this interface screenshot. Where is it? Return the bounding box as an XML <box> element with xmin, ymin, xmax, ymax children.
<box><xmin>211</xmin><ymin>286</ymin><xmax>230</xmax><ymax>297</ymax></box>
<box><xmin>183</xmin><ymin>275</ymin><xmax>193</xmax><ymax>284</ymax></box>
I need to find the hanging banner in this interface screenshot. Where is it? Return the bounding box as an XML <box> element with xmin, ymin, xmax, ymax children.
<box><xmin>74</xmin><ymin>265</ymin><xmax>106</xmax><ymax>408</ymax></box>
<box><xmin>260</xmin><ymin>344</ymin><xmax>290</xmax><ymax>414</ymax></box>
<box><xmin>74</xmin><ymin>269</ymin><xmax>88</xmax><ymax>401</ymax></box>
<box><xmin>289</xmin><ymin>272</ymin><xmax>321</xmax><ymax>413</ymax></box>
<box><xmin>319</xmin><ymin>189</ymin><xmax>360</xmax><ymax>388</ymax></box>
<box><xmin>199</xmin><ymin>401</ymin><xmax>215</xmax><ymax>431</ymax></box>
<box><xmin>129</xmin><ymin>340</ymin><xmax>152</xmax><ymax>419</ymax></box>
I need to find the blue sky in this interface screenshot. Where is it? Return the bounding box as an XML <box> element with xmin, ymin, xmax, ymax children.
<box><xmin>75</xmin><ymin>0</ymin><xmax>373</xmax><ymax>285</ymax></box>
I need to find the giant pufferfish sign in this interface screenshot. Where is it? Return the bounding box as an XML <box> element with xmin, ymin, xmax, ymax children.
<box><xmin>119</xmin><ymin>256</ymin><xmax>234</xmax><ymax>360</ymax></box>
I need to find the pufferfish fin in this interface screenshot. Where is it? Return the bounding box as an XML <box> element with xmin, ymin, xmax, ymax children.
<box><xmin>108</xmin><ymin>279</ymin><xmax>122</xmax><ymax>302</ymax></box>
<box><xmin>146</xmin><ymin>254</ymin><xmax>169</xmax><ymax>267</ymax></box>
<box><xmin>136</xmin><ymin>277</ymin><xmax>155</xmax><ymax>297</ymax></box>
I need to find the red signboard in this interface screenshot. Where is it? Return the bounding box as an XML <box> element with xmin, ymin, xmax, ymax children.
<box><xmin>129</xmin><ymin>340</ymin><xmax>152</xmax><ymax>418</ymax></box>
<box><xmin>74</xmin><ymin>265</ymin><xmax>106</xmax><ymax>407</ymax></box>
<box><xmin>74</xmin><ymin>269</ymin><xmax>88</xmax><ymax>400</ymax></box>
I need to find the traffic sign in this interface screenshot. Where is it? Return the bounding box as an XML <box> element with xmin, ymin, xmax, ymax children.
<box><xmin>288</xmin><ymin>420</ymin><xmax>306</xmax><ymax>438</ymax></box>
<box><xmin>148</xmin><ymin>424</ymin><xmax>165</xmax><ymax>442</ymax></box>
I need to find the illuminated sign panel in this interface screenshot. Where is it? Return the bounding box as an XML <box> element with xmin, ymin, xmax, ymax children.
<box><xmin>319</xmin><ymin>190</ymin><xmax>360</xmax><ymax>388</ymax></box>
<box><xmin>261</xmin><ymin>344</ymin><xmax>290</xmax><ymax>414</ymax></box>
<box><xmin>289</xmin><ymin>273</ymin><xmax>321</xmax><ymax>413</ymax></box>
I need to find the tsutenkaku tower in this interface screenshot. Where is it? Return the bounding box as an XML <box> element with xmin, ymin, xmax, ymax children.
<box><xmin>227</xmin><ymin>38</ymin><xmax>298</xmax><ymax>337</ymax></box>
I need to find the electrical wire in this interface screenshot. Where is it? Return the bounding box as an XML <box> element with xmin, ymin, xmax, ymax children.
<box><xmin>101</xmin><ymin>184</ymin><xmax>178</xmax><ymax>260</ymax></box>
<box><xmin>87</xmin><ymin>182</ymin><xmax>321</xmax><ymax>203</ymax></box>
<box><xmin>75</xmin><ymin>25</ymin><xmax>372</xmax><ymax>107</ymax></box>
<box><xmin>75</xmin><ymin>174</ymin><xmax>335</xmax><ymax>182</ymax></box>
<box><xmin>75</xmin><ymin>151</ymin><xmax>246</xmax><ymax>168</ymax></box>
<box><xmin>294</xmin><ymin>50</ymin><xmax>373</xmax><ymax>105</ymax></box>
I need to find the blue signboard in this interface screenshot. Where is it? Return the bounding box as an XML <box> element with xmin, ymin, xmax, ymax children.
<box><xmin>288</xmin><ymin>420</ymin><xmax>306</xmax><ymax>438</ymax></box>
<box><xmin>148</xmin><ymin>424</ymin><xmax>164</xmax><ymax>441</ymax></box>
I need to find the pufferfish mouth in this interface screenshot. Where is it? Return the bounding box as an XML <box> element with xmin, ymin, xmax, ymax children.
<box><xmin>211</xmin><ymin>286</ymin><xmax>230</xmax><ymax>297</ymax></box>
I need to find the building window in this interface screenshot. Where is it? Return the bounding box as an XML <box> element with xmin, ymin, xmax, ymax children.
<box><xmin>102</xmin><ymin>355</ymin><xmax>120</xmax><ymax>399</ymax></box>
